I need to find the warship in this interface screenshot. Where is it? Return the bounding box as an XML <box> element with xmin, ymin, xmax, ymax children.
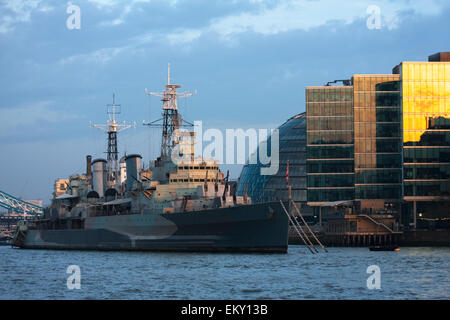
<box><xmin>12</xmin><ymin>67</ymin><xmax>288</xmax><ymax>253</ymax></box>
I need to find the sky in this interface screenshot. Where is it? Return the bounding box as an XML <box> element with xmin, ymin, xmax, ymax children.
<box><xmin>0</xmin><ymin>0</ymin><xmax>449</xmax><ymax>204</ymax></box>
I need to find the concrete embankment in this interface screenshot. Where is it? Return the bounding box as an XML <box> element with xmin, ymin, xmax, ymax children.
<box><xmin>399</xmin><ymin>230</ymin><xmax>450</xmax><ymax>246</ymax></box>
<box><xmin>288</xmin><ymin>227</ymin><xmax>450</xmax><ymax>247</ymax></box>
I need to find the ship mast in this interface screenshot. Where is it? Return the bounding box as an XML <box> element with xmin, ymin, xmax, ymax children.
<box><xmin>90</xmin><ymin>94</ymin><xmax>134</xmax><ymax>185</ymax></box>
<box><xmin>144</xmin><ymin>64</ymin><xmax>195</xmax><ymax>160</ymax></box>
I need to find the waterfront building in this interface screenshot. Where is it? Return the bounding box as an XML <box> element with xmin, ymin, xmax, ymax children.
<box><xmin>305</xmin><ymin>52</ymin><xmax>450</xmax><ymax>228</ymax></box>
<box><xmin>397</xmin><ymin>55</ymin><xmax>450</xmax><ymax>225</ymax></box>
<box><xmin>305</xmin><ymin>85</ymin><xmax>354</xmax><ymax>205</ymax></box>
<box><xmin>237</xmin><ymin>52</ymin><xmax>449</xmax><ymax>228</ymax></box>
<box><xmin>236</xmin><ymin>113</ymin><xmax>311</xmax><ymax>214</ymax></box>
<box><xmin>306</xmin><ymin>76</ymin><xmax>403</xmax><ymax>213</ymax></box>
<box><xmin>323</xmin><ymin>214</ymin><xmax>401</xmax><ymax>247</ymax></box>
<box><xmin>352</xmin><ymin>74</ymin><xmax>403</xmax><ymax>213</ymax></box>
<box><xmin>53</xmin><ymin>178</ymin><xmax>69</xmax><ymax>198</ymax></box>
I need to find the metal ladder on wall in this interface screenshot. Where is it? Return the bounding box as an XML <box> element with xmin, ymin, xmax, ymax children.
<box><xmin>280</xmin><ymin>199</ymin><xmax>328</xmax><ymax>254</ymax></box>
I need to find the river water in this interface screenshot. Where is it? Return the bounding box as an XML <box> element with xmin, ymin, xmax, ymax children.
<box><xmin>0</xmin><ymin>245</ymin><xmax>448</xmax><ymax>299</ymax></box>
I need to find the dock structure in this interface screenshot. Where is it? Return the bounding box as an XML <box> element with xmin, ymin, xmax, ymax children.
<box><xmin>322</xmin><ymin>214</ymin><xmax>402</xmax><ymax>247</ymax></box>
<box><xmin>0</xmin><ymin>215</ymin><xmax>37</xmax><ymax>244</ymax></box>
<box><xmin>0</xmin><ymin>215</ymin><xmax>37</xmax><ymax>229</ymax></box>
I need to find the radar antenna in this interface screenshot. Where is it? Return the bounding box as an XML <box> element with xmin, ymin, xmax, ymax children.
<box><xmin>144</xmin><ymin>64</ymin><xmax>196</xmax><ymax>160</ymax></box>
<box><xmin>90</xmin><ymin>94</ymin><xmax>135</xmax><ymax>185</ymax></box>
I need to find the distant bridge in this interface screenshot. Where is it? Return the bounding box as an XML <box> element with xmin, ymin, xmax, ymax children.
<box><xmin>0</xmin><ymin>190</ymin><xmax>44</xmax><ymax>216</ymax></box>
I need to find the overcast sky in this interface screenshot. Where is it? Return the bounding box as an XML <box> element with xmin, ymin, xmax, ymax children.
<box><xmin>1</xmin><ymin>0</ymin><xmax>449</xmax><ymax>203</ymax></box>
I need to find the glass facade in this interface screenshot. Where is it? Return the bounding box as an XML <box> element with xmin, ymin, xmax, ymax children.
<box><xmin>401</xmin><ymin>62</ymin><xmax>450</xmax><ymax>217</ymax></box>
<box><xmin>353</xmin><ymin>75</ymin><xmax>403</xmax><ymax>201</ymax></box>
<box><xmin>306</xmin><ymin>86</ymin><xmax>355</xmax><ymax>204</ymax></box>
<box><xmin>236</xmin><ymin>113</ymin><xmax>308</xmax><ymax>210</ymax></box>
<box><xmin>238</xmin><ymin>53</ymin><xmax>450</xmax><ymax>224</ymax></box>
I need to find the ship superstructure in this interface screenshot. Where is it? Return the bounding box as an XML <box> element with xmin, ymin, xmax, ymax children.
<box><xmin>90</xmin><ymin>94</ymin><xmax>134</xmax><ymax>187</ymax></box>
<box><xmin>11</xmin><ymin>66</ymin><xmax>288</xmax><ymax>253</ymax></box>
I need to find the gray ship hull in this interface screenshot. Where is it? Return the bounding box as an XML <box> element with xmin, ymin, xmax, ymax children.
<box><xmin>17</xmin><ymin>202</ymin><xmax>288</xmax><ymax>253</ymax></box>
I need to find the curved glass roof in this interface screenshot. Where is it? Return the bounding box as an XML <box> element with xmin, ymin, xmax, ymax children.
<box><xmin>236</xmin><ymin>112</ymin><xmax>307</xmax><ymax>206</ymax></box>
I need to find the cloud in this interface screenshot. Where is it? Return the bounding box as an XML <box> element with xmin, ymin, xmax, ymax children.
<box><xmin>166</xmin><ymin>28</ymin><xmax>202</xmax><ymax>45</ymax></box>
<box><xmin>58</xmin><ymin>46</ymin><xmax>129</xmax><ymax>65</ymax></box>
<box><xmin>93</xmin><ymin>0</ymin><xmax>152</xmax><ymax>27</ymax></box>
<box><xmin>88</xmin><ymin>0</ymin><xmax>151</xmax><ymax>7</ymax></box>
<box><xmin>86</xmin><ymin>0</ymin><xmax>448</xmax><ymax>50</ymax></box>
<box><xmin>0</xmin><ymin>0</ymin><xmax>446</xmax><ymax>38</ymax></box>
<box><xmin>0</xmin><ymin>101</ymin><xmax>79</xmax><ymax>136</ymax></box>
<box><xmin>87</xmin><ymin>0</ymin><xmax>123</xmax><ymax>9</ymax></box>
<box><xmin>99</xmin><ymin>17</ymin><xmax>125</xmax><ymax>27</ymax></box>
<box><xmin>96</xmin><ymin>2</ymin><xmax>133</xmax><ymax>27</ymax></box>
<box><xmin>204</xmin><ymin>0</ymin><xmax>446</xmax><ymax>37</ymax></box>
<box><xmin>0</xmin><ymin>0</ymin><xmax>54</xmax><ymax>34</ymax></box>
<box><xmin>0</xmin><ymin>0</ymin><xmax>449</xmax><ymax>202</ymax></box>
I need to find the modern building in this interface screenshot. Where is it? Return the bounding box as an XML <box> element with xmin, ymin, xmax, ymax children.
<box><xmin>236</xmin><ymin>113</ymin><xmax>311</xmax><ymax>214</ymax></box>
<box><xmin>306</xmin><ymin>52</ymin><xmax>450</xmax><ymax>229</ymax></box>
<box><xmin>352</xmin><ymin>74</ymin><xmax>403</xmax><ymax>211</ymax></box>
<box><xmin>395</xmin><ymin>56</ymin><xmax>450</xmax><ymax>225</ymax></box>
<box><xmin>305</xmin><ymin>85</ymin><xmax>355</xmax><ymax>204</ymax></box>
<box><xmin>236</xmin><ymin>52</ymin><xmax>448</xmax><ymax>230</ymax></box>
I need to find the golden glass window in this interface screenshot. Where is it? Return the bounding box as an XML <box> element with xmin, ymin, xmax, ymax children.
<box><xmin>402</xmin><ymin>62</ymin><xmax>450</xmax><ymax>144</ymax></box>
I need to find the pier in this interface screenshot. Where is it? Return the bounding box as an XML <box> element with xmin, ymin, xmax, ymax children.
<box><xmin>323</xmin><ymin>232</ymin><xmax>401</xmax><ymax>247</ymax></box>
<box><xmin>0</xmin><ymin>215</ymin><xmax>36</xmax><ymax>228</ymax></box>
<box><xmin>323</xmin><ymin>214</ymin><xmax>402</xmax><ymax>247</ymax></box>
<box><xmin>289</xmin><ymin>214</ymin><xmax>402</xmax><ymax>247</ymax></box>
<box><xmin>0</xmin><ymin>215</ymin><xmax>37</xmax><ymax>244</ymax></box>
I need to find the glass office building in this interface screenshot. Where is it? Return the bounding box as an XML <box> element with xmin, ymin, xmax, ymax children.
<box><xmin>400</xmin><ymin>60</ymin><xmax>450</xmax><ymax>221</ymax></box>
<box><xmin>303</xmin><ymin>52</ymin><xmax>449</xmax><ymax>225</ymax></box>
<box><xmin>236</xmin><ymin>113</ymin><xmax>309</xmax><ymax>212</ymax></box>
<box><xmin>353</xmin><ymin>75</ymin><xmax>403</xmax><ymax>211</ymax></box>
<box><xmin>237</xmin><ymin>52</ymin><xmax>449</xmax><ymax>225</ymax></box>
<box><xmin>306</xmin><ymin>86</ymin><xmax>354</xmax><ymax>204</ymax></box>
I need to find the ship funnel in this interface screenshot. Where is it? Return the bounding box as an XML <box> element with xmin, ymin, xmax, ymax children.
<box><xmin>92</xmin><ymin>158</ymin><xmax>107</xmax><ymax>197</ymax></box>
<box><xmin>125</xmin><ymin>154</ymin><xmax>142</xmax><ymax>191</ymax></box>
<box><xmin>119</xmin><ymin>156</ymin><xmax>127</xmax><ymax>184</ymax></box>
<box><xmin>86</xmin><ymin>155</ymin><xmax>92</xmax><ymax>178</ymax></box>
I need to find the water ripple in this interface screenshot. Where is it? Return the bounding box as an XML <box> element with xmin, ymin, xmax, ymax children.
<box><xmin>0</xmin><ymin>246</ymin><xmax>449</xmax><ymax>299</ymax></box>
